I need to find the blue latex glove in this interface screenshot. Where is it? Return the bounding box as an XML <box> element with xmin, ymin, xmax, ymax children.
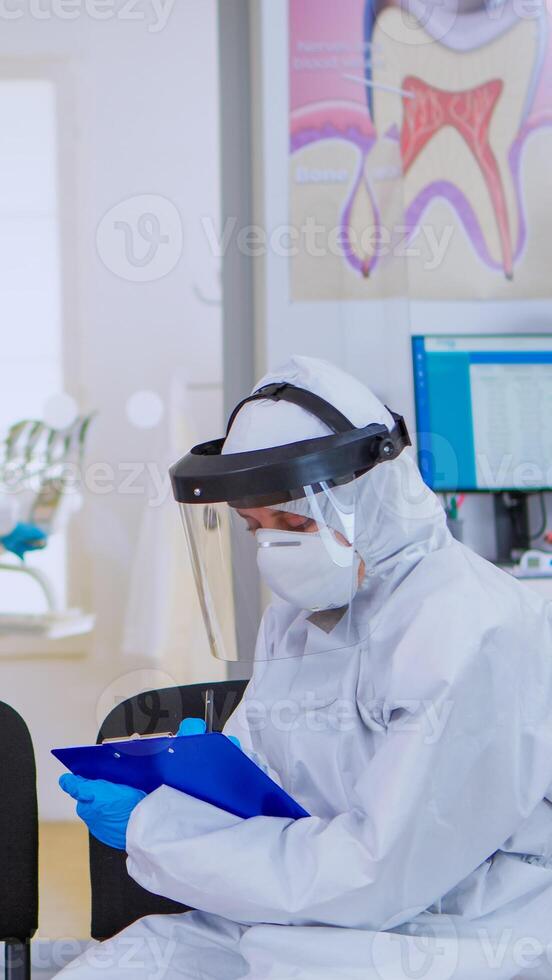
<box><xmin>177</xmin><ymin>716</ymin><xmax>241</xmax><ymax>748</ymax></box>
<box><xmin>0</xmin><ymin>522</ymin><xmax>47</xmax><ymax>560</ymax></box>
<box><xmin>177</xmin><ymin>717</ymin><xmax>207</xmax><ymax>736</ymax></box>
<box><xmin>59</xmin><ymin>774</ymin><xmax>146</xmax><ymax>850</ymax></box>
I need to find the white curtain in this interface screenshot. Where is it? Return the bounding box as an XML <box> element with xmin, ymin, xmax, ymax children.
<box><xmin>122</xmin><ymin>376</ymin><xmax>226</xmax><ymax>685</ymax></box>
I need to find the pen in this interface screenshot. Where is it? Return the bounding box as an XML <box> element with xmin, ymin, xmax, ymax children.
<box><xmin>204</xmin><ymin>688</ymin><xmax>215</xmax><ymax>734</ymax></box>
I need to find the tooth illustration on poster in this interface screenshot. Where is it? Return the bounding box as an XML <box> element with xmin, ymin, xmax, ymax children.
<box><xmin>289</xmin><ymin>0</ymin><xmax>552</xmax><ymax>301</ymax></box>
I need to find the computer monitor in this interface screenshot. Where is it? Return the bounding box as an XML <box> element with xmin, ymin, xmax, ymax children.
<box><xmin>413</xmin><ymin>334</ymin><xmax>552</xmax><ymax>493</ymax></box>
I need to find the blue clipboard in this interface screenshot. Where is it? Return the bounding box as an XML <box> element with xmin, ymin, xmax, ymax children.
<box><xmin>52</xmin><ymin>733</ymin><xmax>309</xmax><ymax>821</ymax></box>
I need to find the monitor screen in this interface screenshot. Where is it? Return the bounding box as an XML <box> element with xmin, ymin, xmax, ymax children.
<box><xmin>412</xmin><ymin>335</ymin><xmax>552</xmax><ymax>492</ymax></box>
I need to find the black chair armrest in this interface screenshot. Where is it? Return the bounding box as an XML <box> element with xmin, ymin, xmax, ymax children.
<box><xmin>0</xmin><ymin>702</ymin><xmax>38</xmax><ymax>946</ymax></box>
<box><xmin>90</xmin><ymin>679</ymin><xmax>248</xmax><ymax>940</ymax></box>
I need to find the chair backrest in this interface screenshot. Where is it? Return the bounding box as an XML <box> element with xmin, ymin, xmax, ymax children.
<box><xmin>90</xmin><ymin>679</ymin><xmax>248</xmax><ymax>941</ymax></box>
<box><xmin>0</xmin><ymin>702</ymin><xmax>39</xmax><ymax>942</ymax></box>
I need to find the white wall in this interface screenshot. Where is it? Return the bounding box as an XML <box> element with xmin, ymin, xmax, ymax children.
<box><xmin>0</xmin><ymin>1</ymin><xmax>223</xmax><ymax>819</ymax></box>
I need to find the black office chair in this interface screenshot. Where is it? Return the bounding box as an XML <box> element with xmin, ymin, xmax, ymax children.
<box><xmin>0</xmin><ymin>702</ymin><xmax>38</xmax><ymax>980</ymax></box>
<box><xmin>89</xmin><ymin>680</ymin><xmax>248</xmax><ymax>941</ymax></box>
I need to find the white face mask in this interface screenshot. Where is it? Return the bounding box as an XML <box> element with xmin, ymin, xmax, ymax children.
<box><xmin>256</xmin><ymin>528</ymin><xmax>361</xmax><ymax>612</ymax></box>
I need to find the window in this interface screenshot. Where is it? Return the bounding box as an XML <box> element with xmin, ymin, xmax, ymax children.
<box><xmin>0</xmin><ymin>77</ymin><xmax>66</xmax><ymax>615</ymax></box>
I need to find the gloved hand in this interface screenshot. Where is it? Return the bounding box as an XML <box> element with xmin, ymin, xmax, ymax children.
<box><xmin>177</xmin><ymin>716</ymin><xmax>241</xmax><ymax>748</ymax></box>
<box><xmin>59</xmin><ymin>774</ymin><xmax>146</xmax><ymax>850</ymax></box>
<box><xmin>177</xmin><ymin>717</ymin><xmax>208</xmax><ymax>736</ymax></box>
<box><xmin>0</xmin><ymin>522</ymin><xmax>47</xmax><ymax>560</ymax></box>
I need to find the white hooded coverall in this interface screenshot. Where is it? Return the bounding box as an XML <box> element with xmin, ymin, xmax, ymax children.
<box><xmin>58</xmin><ymin>357</ymin><xmax>552</xmax><ymax>979</ymax></box>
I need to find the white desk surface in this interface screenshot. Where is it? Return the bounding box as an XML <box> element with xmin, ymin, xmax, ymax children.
<box><xmin>498</xmin><ymin>568</ymin><xmax>552</xmax><ymax>599</ymax></box>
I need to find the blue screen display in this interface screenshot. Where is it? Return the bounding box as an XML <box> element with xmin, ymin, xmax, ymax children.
<box><xmin>412</xmin><ymin>335</ymin><xmax>552</xmax><ymax>491</ymax></box>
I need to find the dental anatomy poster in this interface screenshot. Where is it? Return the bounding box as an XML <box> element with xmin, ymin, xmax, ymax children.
<box><xmin>289</xmin><ymin>0</ymin><xmax>552</xmax><ymax>301</ymax></box>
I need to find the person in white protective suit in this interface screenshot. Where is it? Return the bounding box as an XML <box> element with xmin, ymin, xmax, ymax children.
<box><xmin>58</xmin><ymin>356</ymin><xmax>552</xmax><ymax>980</ymax></box>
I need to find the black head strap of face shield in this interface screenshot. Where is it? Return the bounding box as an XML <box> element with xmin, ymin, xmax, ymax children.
<box><xmin>169</xmin><ymin>382</ymin><xmax>411</xmax><ymax>505</ymax></box>
<box><xmin>226</xmin><ymin>382</ymin><xmax>355</xmax><ymax>436</ymax></box>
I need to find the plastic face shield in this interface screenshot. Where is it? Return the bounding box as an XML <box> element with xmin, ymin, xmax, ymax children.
<box><xmin>170</xmin><ymin>384</ymin><xmax>411</xmax><ymax>663</ymax></box>
<box><xmin>178</xmin><ymin>480</ymin><xmax>361</xmax><ymax>663</ymax></box>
